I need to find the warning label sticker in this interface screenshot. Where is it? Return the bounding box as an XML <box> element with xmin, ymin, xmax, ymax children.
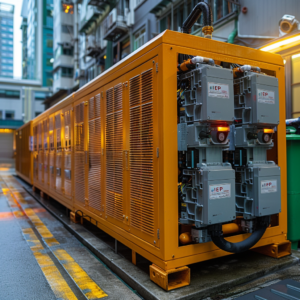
<box><xmin>257</xmin><ymin>89</ymin><xmax>275</xmax><ymax>104</ymax></box>
<box><xmin>261</xmin><ymin>180</ymin><xmax>277</xmax><ymax>194</ymax></box>
<box><xmin>208</xmin><ymin>82</ymin><xmax>230</xmax><ymax>98</ymax></box>
<box><xmin>209</xmin><ymin>183</ymin><xmax>231</xmax><ymax>200</ymax></box>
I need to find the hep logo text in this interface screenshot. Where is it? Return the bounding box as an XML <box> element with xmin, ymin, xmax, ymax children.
<box><xmin>211</xmin><ymin>186</ymin><xmax>223</xmax><ymax>193</ymax></box>
<box><xmin>211</xmin><ymin>86</ymin><xmax>221</xmax><ymax>91</ymax></box>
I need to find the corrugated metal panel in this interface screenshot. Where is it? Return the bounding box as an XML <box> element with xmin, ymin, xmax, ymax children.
<box><xmin>88</xmin><ymin>93</ymin><xmax>102</xmax><ymax>211</ymax></box>
<box><xmin>106</xmin><ymin>84</ymin><xmax>124</xmax><ymax>221</ymax></box>
<box><xmin>238</xmin><ymin>0</ymin><xmax>300</xmax><ymax>38</ymax></box>
<box><xmin>129</xmin><ymin>69</ymin><xmax>154</xmax><ymax>236</ymax></box>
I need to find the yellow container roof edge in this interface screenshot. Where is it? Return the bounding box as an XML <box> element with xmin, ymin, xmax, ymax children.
<box><xmin>22</xmin><ymin>29</ymin><xmax>283</xmax><ymax>129</ymax></box>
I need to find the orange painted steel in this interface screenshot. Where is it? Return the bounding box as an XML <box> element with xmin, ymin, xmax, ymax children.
<box><xmin>15</xmin><ymin>30</ymin><xmax>288</xmax><ymax>277</ymax></box>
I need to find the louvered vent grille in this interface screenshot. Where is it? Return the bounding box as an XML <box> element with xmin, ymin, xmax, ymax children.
<box><xmin>88</xmin><ymin>94</ymin><xmax>101</xmax><ymax>211</ymax></box>
<box><xmin>38</xmin><ymin>123</ymin><xmax>43</xmax><ymax>150</ymax></box>
<box><xmin>44</xmin><ymin>152</ymin><xmax>48</xmax><ymax>185</ymax></box>
<box><xmin>129</xmin><ymin>69</ymin><xmax>154</xmax><ymax>236</ymax></box>
<box><xmin>49</xmin><ymin>117</ymin><xmax>54</xmax><ymax>150</ymax></box>
<box><xmin>49</xmin><ymin>117</ymin><xmax>55</xmax><ymax>188</ymax></box>
<box><xmin>33</xmin><ymin>126</ymin><xmax>37</xmax><ymax>151</ymax></box>
<box><xmin>106</xmin><ymin>84</ymin><xmax>123</xmax><ymax>220</ymax></box>
<box><xmin>38</xmin><ymin>150</ymin><xmax>44</xmax><ymax>183</ymax></box>
<box><xmin>64</xmin><ymin>109</ymin><xmax>72</xmax><ymax>196</ymax></box>
<box><xmin>43</xmin><ymin>120</ymin><xmax>48</xmax><ymax>150</ymax></box>
<box><xmin>75</xmin><ymin>103</ymin><xmax>85</xmax><ymax>203</ymax></box>
<box><xmin>55</xmin><ymin>114</ymin><xmax>62</xmax><ymax>149</ymax></box>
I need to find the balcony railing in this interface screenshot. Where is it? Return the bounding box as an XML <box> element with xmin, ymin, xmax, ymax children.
<box><xmin>79</xmin><ymin>6</ymin><xmax>102</xmax><ymax>33</ymax></box>
<box><xmin>103</xmin><ymin>7</ymin><xmax>128</xmax><ymax>40</ymax></box>
<box><xmin>88</xmin><ymin>0</ymin><xmax>117</xmax><ymax>10</ymax></box>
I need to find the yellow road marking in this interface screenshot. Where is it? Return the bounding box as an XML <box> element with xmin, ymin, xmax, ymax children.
<box><xmin>3</xmin><ymin>175</ymin><xmax>108</xmax><ymax>299</ymax></box>
<box><xmin>22</xmin><ymin>228</ymin><xmax>78</xmax><ymax>300</ymax></box>
<box><xmin>54</xmin><ymin>249</ymin><xmax>108</xmax><ymax>299</ymax></box>
<box><xmin>44</xmin><ymin>237</ymin><xmax>60</xmax><ymax>247</ymax></box>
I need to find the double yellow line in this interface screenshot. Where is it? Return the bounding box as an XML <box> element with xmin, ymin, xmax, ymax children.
<box><xmin>1</xmin><ymin>175</ymin><xmax>108</xmax><ymax>300</ymax></box>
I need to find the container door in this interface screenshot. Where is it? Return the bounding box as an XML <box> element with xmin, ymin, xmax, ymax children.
<box><xmin>74</xmin><ymin>100</ymin><xmax>86</xmax><ymax>207</ymax></box>
<box><xmin>63</xmin><ymin>107</ymin><xmax>72</xmax><ymax>199</ymax></box>
<box><xmin>87</xmin><ymin>92</ymin><xmax>103</xmax><ymax>214</ymax></box>
<box><xmin>125</xmin><ymin>58</ymin><xmax>160</xmax><ymax>247</ymax></box>
<box><xmin>104</xmin><ymin>78</ymin><xmax>128</xmax><ymax>230</ymax></box>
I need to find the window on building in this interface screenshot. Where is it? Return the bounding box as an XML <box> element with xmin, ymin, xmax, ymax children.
<box><xmin>46</xmin><ymin>39</ymin><xmax>53</xmax><ymax>48</ymax></box>
<box><xmin>134</xmin><ymin>27</ymin><xmax>146</xmax><ymax>51</ymax></box>
<box><xmin>5</xmin><ymin>111</ymin><xmax>14</xmax><ymax>120</ymax></box>
<box><xmin>61</xmin><ymin>67</ymin><xmax>73</xmax><ymax>78</ymax></box>
<box><xmin>121</xmin><ymin>37</ymin><xmax>130</xmax><ymax>59</ymax></box>
<box><xmin>0</xmin><ymin>90</ymin><xmax>20</xmax><ymax>99</ymax></box>
<box><xmin>0</xmin><ymin>111</ymin><xmax>2</xmax><ymax>119</ymax></box>
<box><xmin>35</xmin><ymin>112</ymin><xmax>42</xmax><ymax>117</ymax></box>
<box><xmin>46</xmin><ymin>58</ymin><xmax>53</xmax><ymax>66</ymax></box>
<box><xmin>62</xmin><ymin>25</ymin><xmax>73</xmax><ymax>34</ymax></box>
<box><xmin>62</xmin><ymin>3</ymin><xmax>73</xmax><ymax>14</ymax></box>
<box><xmin>34</xmin><ymin>92</ymin><xmax>47</xmax><ymax>100</ymax></box>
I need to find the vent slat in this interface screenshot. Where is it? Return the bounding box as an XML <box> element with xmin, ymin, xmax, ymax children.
<box><xmin>88</xmin><ymin>93</ymin><xmax>102</xmax><ymax>211</ymax></box>
<box><xmin>106</xmin><ymin>84</ymin><xmax>123</xmax><ymax>221</ymax></box>
<box><xmin>129</xmin><ymin>69</ymin><xmax>155</xmax><ymax>236</ymax></box>
<box><xmin>74</xmin><ymin>103</ymin><xmax>85</xmax><ymax>203</ymax></box>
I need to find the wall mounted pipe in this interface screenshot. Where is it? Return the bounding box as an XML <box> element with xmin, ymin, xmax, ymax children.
<box><xmin>181</xmin><ymin>2</ymin><xmax>213</xmax><ymax>38</ymax></box>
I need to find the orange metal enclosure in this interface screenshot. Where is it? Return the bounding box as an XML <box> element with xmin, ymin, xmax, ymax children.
<box><xmin>16</xmin><ymin>30</ymin><xmax>289</xmax><ymax>283</ymax></box>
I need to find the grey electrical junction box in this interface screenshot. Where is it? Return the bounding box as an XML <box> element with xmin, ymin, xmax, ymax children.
<box><xmin>236</xmin><ymin>163</ymin><xmax>281</xmax><ymax>219</ymax></box>
<box><xmin>181</xmin><ymin>165</ymin><xmax>236</xmax><ymax>227</ymax></box>
<box><xmin>234</xmin><ymin>72</ymin><xmax>279</xmax><ymax>126</ymax></box>
<box><xmin>181</xmin><ymin>65</ymin><xmax>234</xmax><ymax>123</ymax></box>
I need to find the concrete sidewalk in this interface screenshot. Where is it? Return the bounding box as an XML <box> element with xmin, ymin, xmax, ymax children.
<box><xmin>0</xmin><ymin>173</ymin><xmax>142</xmax><ymax>300</ymax></box>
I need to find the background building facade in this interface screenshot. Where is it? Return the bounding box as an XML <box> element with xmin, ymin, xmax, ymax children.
<box><xmin>0</xmin><ymin>3</ymin><xmax>14</xmax><ymax>78</ymax></box>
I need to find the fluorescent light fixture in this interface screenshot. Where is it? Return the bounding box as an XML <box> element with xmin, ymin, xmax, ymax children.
<box><xmin>261</xmin><ymin>34</ymin><xmax>300</xmax><ymax>52</ymax></box>
<box><xmin>292</xmin><ymin>53</ymin><xmax>300</xmax><ymax>59</ymax></box>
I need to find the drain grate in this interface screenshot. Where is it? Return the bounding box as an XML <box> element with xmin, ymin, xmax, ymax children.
<box><xmin>236</xmin><ymin>279</ymin><xmax>300</xmax><ymax>300</ymax></box>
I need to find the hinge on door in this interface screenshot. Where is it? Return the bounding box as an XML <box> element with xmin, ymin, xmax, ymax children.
<box><xmin>156</xmin><ymin>63</ymin><xmax>158</xmax><ymax>73</ymax></box>
<box><xmin>156</xmin><ymin>147</ymin><xmax>159</xmax><ymax>158</ymax></box>
<box><xmin>157</xmin><ymin>229</ymin><xmax>160</xmax><ymax>239</ymax></box>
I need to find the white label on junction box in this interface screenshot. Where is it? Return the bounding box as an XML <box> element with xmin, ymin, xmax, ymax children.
<box><xmin>208</xmin><ymin>82</ymin><xmax>229</xmax><ymax>98</ymax></box>
<box><xmin>209</xmin><ymin>183</ymin><xmax>231</xmax><ymax>200</ymax></box>
<box><xmin>257</xmin><ymin>89</ymin><xmax>275</xmax><ymax>104</ymax></box>
<box><xmin>261</xmin><ymin>180</ymin><xmax>277</xmax><ymax>194</ymax></box>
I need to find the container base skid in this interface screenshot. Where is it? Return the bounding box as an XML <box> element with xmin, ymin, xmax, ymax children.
<box><xmin>252</xmin><ymin>241</ymin><xmax>291</xmax><ymax>258</ymax></box>
<box><xmin>150</xmin><ymin>265</ymin><xmax>190</xmax><ymax>291</ymax></box>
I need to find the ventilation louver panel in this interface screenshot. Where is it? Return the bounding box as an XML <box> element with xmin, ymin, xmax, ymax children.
<box><xmin>74</xmin><ymin>103</ymin><xmax>85</xmax><ymax>203</ymax></box>
<box><xmin>44</xmin><ymin>119</ymin><xmax>48</xmax><ymax>185</ymax></box>
<box><xmin>88</xmin><ymin>94</ymin><xmax>102</xmax><ymax>211</ymax></box>
<box><xmin>55</xmin><ymin>113</ymin><xmax>62</xmax><ymax>192</ymax></box>
<box><xmin>64</xmin><ymin>109</ymin><xmax>72</xmax><ymax>197</ymax></box>
<box><xmin>38</xmin><ymin>122</ymin><xmax>44</xmax><ymax>183</ymax></box>
<box><xmin>129</xmin><ymin>69</ymin><xmax>154</xmax><ymax>237</ymax></box>
<box><xmin>106</xmin><ymin>84</ymin><xmax>123</xmax><ymax>221</ymax></box>
<box><xmin>49</xmin><ymin>117</ymin><xmax>55</xmax><ymax>189</ymax></box>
